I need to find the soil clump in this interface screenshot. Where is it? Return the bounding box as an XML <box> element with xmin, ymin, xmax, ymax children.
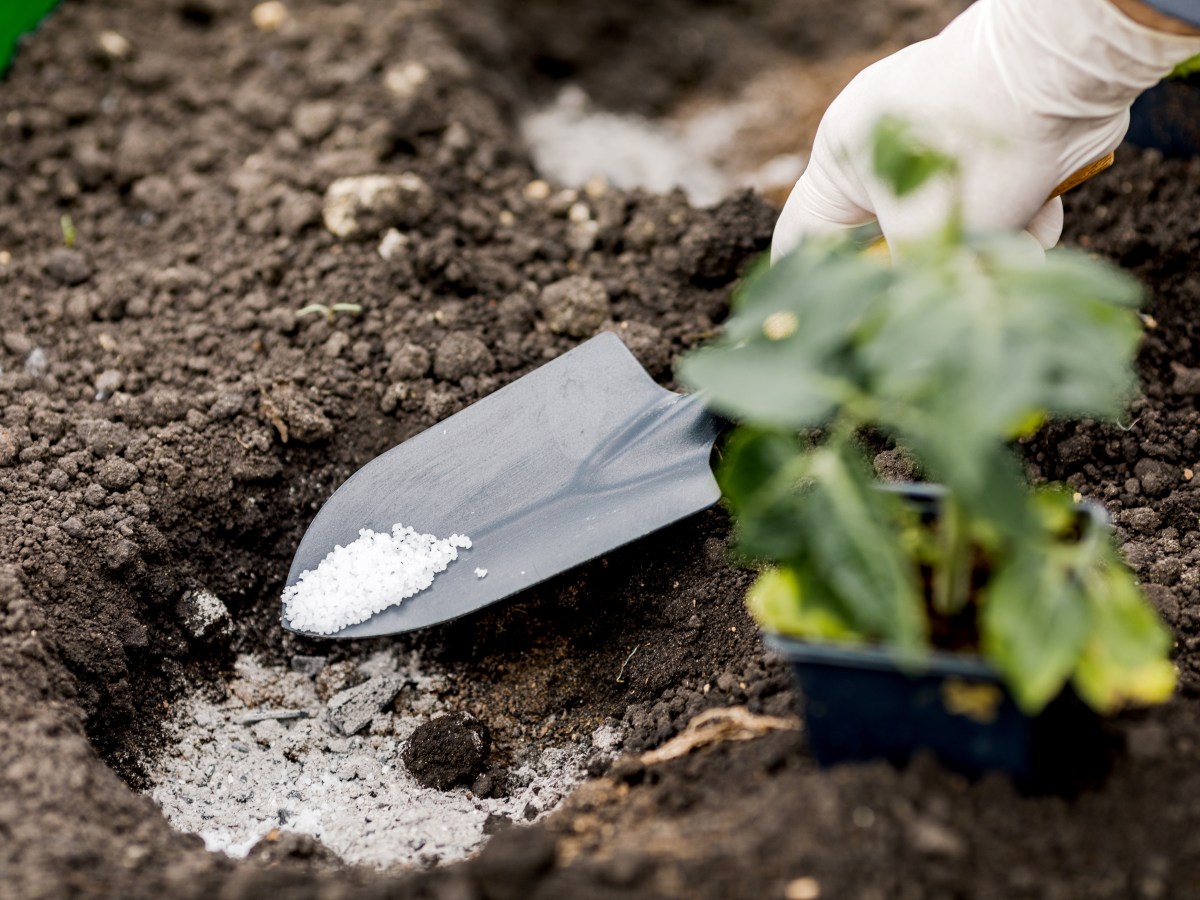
<box><xmin>404</xmin><ymin>712</ymin><xmax>491</xmax><ymax>790</ymax></box>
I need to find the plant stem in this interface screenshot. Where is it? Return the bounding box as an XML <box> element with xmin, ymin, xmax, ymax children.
<box><xmin>933</xmin><ymin>493</ymin><xmax>972</xmax><ymax>616</ymax></box>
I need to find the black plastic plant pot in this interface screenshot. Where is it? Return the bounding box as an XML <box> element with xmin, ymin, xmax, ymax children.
<box><xmin>766</xmin><ymin>635</ymin><xmax>1104</xmax><ymax>788</ymax></box>
<box><xmin>764</xmin><ymin>483</ymin><xmax>1109</xmax><ymax>789</ymax></box>
<box><xmin>1127</xmin><ymin>75</ymin><xmax>1200</xmax><ymax>158</ymax></box>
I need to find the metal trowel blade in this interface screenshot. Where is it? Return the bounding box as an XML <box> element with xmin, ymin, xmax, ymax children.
<box><xmin>283</xmin><ymin>332</ymin><xmax>721</xmax><ymax>638</ymax></box>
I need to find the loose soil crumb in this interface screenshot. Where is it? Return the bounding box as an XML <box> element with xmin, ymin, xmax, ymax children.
<box><xmin>403</xmin><ymin>712</ymin><xmax>491</xmax><ymax>790</ymax></box>
<box><xmin>148</xmin><ymin>651</ymin><xmax>609</xmax><ymax>870</ymax></box>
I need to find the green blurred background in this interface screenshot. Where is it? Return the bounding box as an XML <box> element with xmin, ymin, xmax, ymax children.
<box><xmin>1</xmin><ymin>0</ymin><xmax>59</xmax><ymax>74</ymax></box>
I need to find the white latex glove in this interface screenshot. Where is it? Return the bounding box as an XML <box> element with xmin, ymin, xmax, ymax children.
<box><xmin>773</xmin><ymin>0</ymin><xmax>1200</xmax><ymax>260</ymax></box>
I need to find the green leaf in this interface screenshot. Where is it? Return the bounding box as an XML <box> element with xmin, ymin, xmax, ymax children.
<box><xmin>745</xmin><ymin>566</ymin><xmax>857</xmax><ymax>641</ymax></box>
<box><xmin>1072</xmin><ymin>548</ymin><xmax>1177</xmax><ymax>712</ymax></box>
<box><xmin>918</xmin><ymin>441</ymin><xmax>1035</xmax><ymax>537</ymax></box>
<box><xmin>677</xmin><ymin>238</ymin><xmax>890</xmax><ymax>428</ymax></box>
<box><xmin>784</xmin><ymin>444</ymin><xmax>928</xmax><ymax>653</ymax></box>
<box><xmin>717</xmin><ymin>427</ymin><xmax>811</xmax><ymax>561</ymax></box>
<box><xmin>679</xmin><ymin>343</ymin><xmax>845</xmax><ymax>428</ymax></box>
<box><xmin>0</xmin><ymin>0</ymin><xmax>58</xmax><ymax>75</ymax></box>
<box><xmin>871</xmin><ymin>116</ymin><xmax>958</xmax><ymax>197</ymax></box>
<box><xmin>981</xmin><ymin>543</ymin><xmax>1092</xmax><ymax>714</ymax></box>
<box><xmin>984</xmin><ymin>492</ymin><xmax>1175</xmax><ymax>714</ymax></box>
<box><xmin>1171</xmin><ymin>53</ymin><xmax>1200</xmax><ymax>80</ymax></box>
<box><xmin>849</xmin><ymin>235</ymin><xmax>1142</xmax><ymax>508</ymax></box>
<box><xmin>719</xmin><ymin>433</ymin><xmax>927</xmax><ymax>652</ymax></box>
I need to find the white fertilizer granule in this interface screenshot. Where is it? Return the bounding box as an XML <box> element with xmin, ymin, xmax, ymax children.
<box><xmin>474</xmin><ymin>568</ymin><xmax>487</xmax><ymax>578</ymax></box>
<box><xmin>283</xmin><ymin>525</ymin><xmax>471</xmax><ymax>635</ymax></box>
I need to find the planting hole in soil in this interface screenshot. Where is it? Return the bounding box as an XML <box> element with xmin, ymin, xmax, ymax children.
<box><xmin>9</xmin><ymin>0</ymin><xmax>1200</xmax><ymax>897</ymax></box>
<box><xmin>146</xmin><ymin>649</ymin><xmax>610</xmax><ymax>867</ymax></box>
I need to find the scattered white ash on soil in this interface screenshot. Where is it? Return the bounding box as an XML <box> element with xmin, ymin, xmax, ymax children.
<box><xmin>146</xmin><ymin>650</ymin><xmax>623</xmax><ymax>870</ymax></box>
<box><xmin>282</xmin><ymin>525</ymin><xmax>472</xmax><ymax>635</ymax></box>
<box><xmin>520</xmin><ymin>84</ymin><xmax>807</xmax><ymax>208</ymax></box>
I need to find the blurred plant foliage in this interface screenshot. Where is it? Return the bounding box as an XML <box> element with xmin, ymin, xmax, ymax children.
<box><xmin>678</xmin><ymin>119</ymin><xmax>1175</xmax><ymax>715</ymax></box>
<box><xmin>1170</xmin><ymin>52</ymin><xmax>1200</xmax><ymax>79</ymax></box>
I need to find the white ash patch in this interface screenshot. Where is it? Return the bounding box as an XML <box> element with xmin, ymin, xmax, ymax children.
<box><xmin>24</xmin><ymin>348</ymin><xmax>48</xmax><ymax>379</ymax></box>
<box><xmin>521</xmin><ymin>86</ymin><xmax>731</xmax><ymax>208</ymax></box>
<box><xmin>520</xmin><ymin>84</ymin><xmax>809</xmax><ymax>208</ymax></box>
<box><xmin>146</xmin><ymin>651</ymin><xmax>608</xmax><ymax>870</ymax></box>
<box><xmin>283</xmin><ymin>525</ymin><xmax>471</xmax><ymax>635</ymax></box>
<box><xmin>590</xmin><ymin>723</ymin><xmax>625</xmax><ymax>754</ymax></box>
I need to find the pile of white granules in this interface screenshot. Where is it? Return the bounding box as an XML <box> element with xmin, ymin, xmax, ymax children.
<box><xmin>283</xmin><ymin>524</ymin><xmax>472</xmax><ymax>635</ymax></box>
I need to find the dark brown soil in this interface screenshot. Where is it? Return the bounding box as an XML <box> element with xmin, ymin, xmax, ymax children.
<box><xmin>403</xmin><ymin>712</ymin><xmax>490</xmax><ymax>790</ymax></box>
<box><xmin>6</xmin><ymin>0</ymin><xmax>1200</xmax><ymax>898</ymax></box>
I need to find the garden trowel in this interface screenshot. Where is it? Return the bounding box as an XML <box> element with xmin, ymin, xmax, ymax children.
<box><xmin>282</xmin><ymin>153</ymin><xmax>1118</xmax><ymax>640</ymax></box>
<box><xmin>283</xmin><ymin>332</ymin><xmax>722</xmax><ymax>638</ymax></box>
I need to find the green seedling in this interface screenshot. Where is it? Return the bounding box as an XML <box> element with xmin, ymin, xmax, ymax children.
<box><xmin>60</xmin><ymin>214</ymin><xmax>76</xmax><ymax>248</ymax></box>
<box><xmin>296</xmin><ymin>302</ymin><xmax>363</xmax><ymax>324</ymax></box>
<box><xmin>679</xmin><ymin>118</ymin><xmax>1175</xmax><ymax>715</ymax></box>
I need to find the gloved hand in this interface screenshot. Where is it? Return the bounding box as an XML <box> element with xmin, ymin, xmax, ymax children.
<box><xmin>772</xmin><ymin>0</ymin><xmax>1200</xmax><ymax>261</ymax></box>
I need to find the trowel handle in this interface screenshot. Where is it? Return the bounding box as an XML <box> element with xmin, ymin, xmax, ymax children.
<box><xmin>1049</xmin><ymin>152</ymin><xmax>1115</xmax><ymax>199</ymax></box>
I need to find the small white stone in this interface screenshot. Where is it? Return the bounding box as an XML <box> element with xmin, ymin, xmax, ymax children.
<box><xmin>567</xmin><ymin>202</ymin><xmax>591</xmax><ymax>224</ymax></box>
<box><xmin>251</xmin><ymin>1</ymin><xmax>289</xmax><ymax>31</ymax></box>
<box><xmin>97</xmin><ymin>30</ymin><xmax>132</xmax><ymax>60</ymax></box>
<box><xmin>568</xmin><ymin>220</ymin><xmax>599</xmax><ymax>254</ymax></box>
<box><xmin>474</xmin><ymin>568</ymin><xmax>487</xmax><ymax>579</ymax></box>
<box><xmin>785</xmin><ymin>877</ymin><xmax>822</xmax><ymax>900</ymax></box>
<box><xmin>378</xmin><ymin>228</ymin><xmax>408</xmax><ymax>260</ymax></box>
<box><xmin>383</xmin><ymin>62</ymin><xmax>430</xmax><ymax>102</ymax></box>
<box><xmin>25</xmin><ymin>349</ymin><xmax>48</xmax><ymax>379</ymax></box>
<box><xmin>550</xmin><ymin>188</ymin><xmax>578</xmax><ymax>210</ymax></box>
<box><xmin>523</xmin><ymin>180</ymin><xmax>551</xmax><ymax>201</ymax></box>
